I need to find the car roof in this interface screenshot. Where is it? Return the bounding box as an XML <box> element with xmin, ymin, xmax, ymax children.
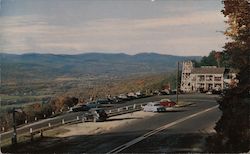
<box><xmin>89</xmin><ymin>108</ymin><xmax>105</xmax><ymax>111</ymax></box>
<box><xmin>97</xmin><ymin>99</ymin><xmax>109</xmax><ymax>101</ymax></box>
<box><xmin>147</xmin><ymin>102</ymin><xmax>160</xmax><ymax>105</ymax></box>
<box><xmin>87</xmin><ymin>101</ymin><xmax>95</xmax><ymax>103</ymax></box>
<box><xmin>75</xmin><ymin>104</ymin><xmax>87</xmax><ymax>106</ymax></box>
<box><xmin>160</xmin><ymin>99</ymin><xmax>171</xmax><ymax>101</ymax></box>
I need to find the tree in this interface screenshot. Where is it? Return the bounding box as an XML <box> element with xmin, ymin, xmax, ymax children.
<box><xmin>206</xmin><ymin>0</ymin><xmax>250</xmax><ymax>152</ymax></box>
<box><xmin>50</xmin><ymin>96</ymin><xmax>79</xmax><ymax>112</ymax></box>
<box><xmin>23</xmin><ymin>103</ymin><xmax>42</xmax><ymax>121</ymax></box>
<box><xmin>193</xmin><ymin>50</ymin><xmax>229</xmax><ymax>67</ymax></box>
<box><xmin>200</xmin><ymin>50</ymin><xmax>218</xmax><ymax>66</ymax></box>
<box><xmin>198</xmin><ymin>50</ymin><xmax>229</xmax><ymax>67</ymax></box>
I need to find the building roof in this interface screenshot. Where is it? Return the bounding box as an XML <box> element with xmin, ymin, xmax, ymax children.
<box><xmin>224</xmin><ymin>68</ymin><xmax>239</xmax><ymax>74</ymax></box>
<box><xmin>191</xmin><ymin>67</ymin><xmax>225</xmax><ymax>74</ymax></box>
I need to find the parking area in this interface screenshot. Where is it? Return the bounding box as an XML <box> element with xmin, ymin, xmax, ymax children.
<box><xmin>1</xmin><ymin>94</ymin><xmax>219</xmax><ymax>153</ymax></box>
<box><xmin>56</xmin><ymin>111</ymin><xmax>156</xmax><ymax>138</ymax></box>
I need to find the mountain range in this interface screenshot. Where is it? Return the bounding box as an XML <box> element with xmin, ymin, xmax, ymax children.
<box><xmin>1</xmin><ymin>52</ymin><xmax>201</xmax><ymax>82</ymax></box>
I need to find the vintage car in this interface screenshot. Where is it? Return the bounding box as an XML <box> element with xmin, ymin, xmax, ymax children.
<box><xmin>82</xmin><ymin>108</ymin><xmax>108</xmax><ymax>122</ymax></box>
<box><xmin>159</xmin><ymin>99</ymin><xmax>176</xmax><ymax>107</ymax></box>
<box><xmin>143</xmin><ymin>102</ymin><xmax>166</xmax><ymax>112</ymax></box>
<box><xmin>71</xmin><ymin>104</ymin><xmax>91</xmax><ymax>112</ymax></box>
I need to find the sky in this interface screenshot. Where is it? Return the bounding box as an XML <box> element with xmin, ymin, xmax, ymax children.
<box><xmin>0</xmin><ymin>0</ymin><xmax>227</xmax><ymax>56</ymax></box>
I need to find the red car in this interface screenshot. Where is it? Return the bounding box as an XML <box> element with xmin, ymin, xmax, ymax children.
<box><xmin>159</xmin><ymin>99</ymin><xmax>176</xmax><ymax>107</ymax></box>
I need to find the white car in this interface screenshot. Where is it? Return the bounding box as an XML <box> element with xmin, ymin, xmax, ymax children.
<box><xmin>118</xmin><ymin>94</ymin><xmax>128</xmax><ymax>99</ymax></box>
<box><xmin>143</xmin><ymin>102</ymin><xmax>166</xmax><ymax>112</ymax></box>
<box><xmin>206</xmin><ymin>91</ymin><xmax>212</xmax><ymax>95</ymax></box>
<box><xmin>127</xmin><ymin>92</ymin><xmax>138</xmax><ymax>98</ymax></box>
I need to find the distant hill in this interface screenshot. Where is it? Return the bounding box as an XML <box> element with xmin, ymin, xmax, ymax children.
<box><xmin>1</xmin><ymin>52</ymin><xmax>201</xmax><ymax>82</ymax></box>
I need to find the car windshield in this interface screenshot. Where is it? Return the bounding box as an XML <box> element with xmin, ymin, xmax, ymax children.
<box><xmin>97</xmin><ymin>100</ymin><xmax>109</xmax><ymax>103</ymax></box>
<box><xmin>87</xmin><ymin>102</ymin><xmax>95</xmax><ymax>104</ymax></box>
<box><xmin>154</xmin><ymin>104</ymin><xmax>161</xmax><ymax>106</ymax></box>
<box><xmin>94</xmin><ymin>109</ymin><xmax>104</xmax><ymax>113</ymax></box>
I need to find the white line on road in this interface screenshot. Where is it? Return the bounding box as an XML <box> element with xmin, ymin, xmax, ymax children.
<box><xmin>107</xmin><ymin>105</ymin><xmax>219</xmax><ymax>154</ymax></box>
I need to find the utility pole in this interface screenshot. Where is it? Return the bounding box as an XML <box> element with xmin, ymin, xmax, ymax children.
<box><xmin>11</xmin><ymin>107</ymin><xmax>23</xmax><ymax>145</ymax></box>
<box><xmin>176</xmin><ymin>62</ymin><xmax>180</xmax><ymax>103</ymax></box>
<box><xmin>12</xmin><ymin>108</ymin><xmax>17</xmax><ymax>145</ymax></box>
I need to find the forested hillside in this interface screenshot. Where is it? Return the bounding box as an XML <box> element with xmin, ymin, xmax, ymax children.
<box><xmin>1</xmin><ymin>52</ymin><xmax>201</xmax><ymax>82</ymax></box>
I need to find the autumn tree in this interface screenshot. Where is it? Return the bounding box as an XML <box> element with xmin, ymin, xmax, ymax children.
<box><xmin>23</xmin><ymin>103</ymin><xmax>42</xmax><ymax>121</ymax></box>
<box><xmin>206</xmin><ymin>0</ymin><xmax>250</xmax><ymax>152</ymax></box>
<box><xmin>50</xmin><ymin>96</ymin><xmax>79</xmax><ymax>112</ymax></box>
<box><xmin>195</xmin><ymin>50</ymin><xmax>229</xmax><ymax>67</ymax></box>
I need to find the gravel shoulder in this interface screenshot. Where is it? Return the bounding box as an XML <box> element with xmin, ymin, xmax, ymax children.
<box><xmin>1</xmin><ymin>111</ymin><xmax>156</xmax><ymax>153</ymax></box>
<box><xmin>56</xmin><ymin>111</ymin><xmax>156</xmax><ymax>138</ymax></box>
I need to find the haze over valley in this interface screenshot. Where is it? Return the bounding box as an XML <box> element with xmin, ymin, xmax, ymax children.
<box><xmin>1</xmin><ymin>52</ymin><xmax>201</xmax><ymax>82</ymax></box>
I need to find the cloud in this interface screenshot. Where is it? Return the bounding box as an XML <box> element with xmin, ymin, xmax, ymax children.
<box><xmin>0</xmin><ymin>9</ymin><xmax>226</xmax><ymax>56</ymax></box>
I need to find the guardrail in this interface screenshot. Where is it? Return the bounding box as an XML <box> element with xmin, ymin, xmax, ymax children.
<box><xmin>0</xmin><ymin>95</ymin><xmax>153</xmax><ymax>134</ymax></box>
<box><xmin>1</xmin><ymin>102</ymin><xmax>148</xmax><ymax>143</ymax></box>
<box><xmin>107</xmin><ymin>103</ymin><xmax>147</xmax><ymax>117</ymax></box>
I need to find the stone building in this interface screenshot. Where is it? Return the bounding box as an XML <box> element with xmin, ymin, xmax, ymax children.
<box><xmin>180</xmin><ymin>61</ymin><xmax>236</xmax><ymax>93</ymax></box>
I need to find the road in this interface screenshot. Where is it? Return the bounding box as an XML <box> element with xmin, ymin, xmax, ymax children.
<box><xmin>1</xmin><ymin>94</ymin><xmax>173</xmax><ymax>141</ymax></box>
<box><xmin>1</xmin><ymin>94</ymin><xmax>221</xmax><ymax>153</ymax></box>
<box><xmin>114</xmin><ymin>105</ymin><xmax>220</xmax><ymax>153</ymax></box>
<box><xmin>0</xmin><ymin>94</ymin><xmax>215</xmax><ymax>140</ymax></box>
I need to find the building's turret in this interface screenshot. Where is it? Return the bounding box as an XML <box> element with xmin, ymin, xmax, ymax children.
<box><xmin>180</xmin><ymin>61</ymin><xmax>193</xmax><ymax>92</ymax></box>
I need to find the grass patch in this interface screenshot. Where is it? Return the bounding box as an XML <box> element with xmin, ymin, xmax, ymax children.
<box><xmin>43</xmin><ymin>127</ymin><xmax>70</xmax><ymax>137</ymax></box>
<box><xmin>0</xmin><ymin>127</ymin><xmax>69</xmax><ymax>148</ymax></box>
<box><xmin>1</xmin><ymin>133</ymin><xmax>32</xmax><ymax>148</ymax></box>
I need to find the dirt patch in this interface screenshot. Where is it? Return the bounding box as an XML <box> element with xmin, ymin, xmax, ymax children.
<box><xmin>57</xmin><ymin>111</ymin><xmax>156</xmax><ymax>138</ymax></box>
<box><xmin>1</xmin><ymin>111</ymin><xmax>156</xmax><ymax>153</ymax></box>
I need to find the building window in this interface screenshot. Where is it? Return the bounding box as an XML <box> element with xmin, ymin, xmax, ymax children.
<box><xmin>198</xmin><ymin>75</ymin><xmax>205</xmax><ymax>81</ymax></box>
<box><xmin>206</xmin><ymin>75</ymin><xmax>213</xmax><ymax>81</ymax></box>
<box><xmin>207</xmin><ymin>83</ymin><xmax>213</xmax><ymax>90</ymax></box>
<box><xmin>198</xmin><ymin>83</ymin><xmax>205</xmax><ymax>88</ymax></box>
<box><xmin>214</xmin><ymin>76</ymin><xmax>222</xmax><ymax>81</ymax></box>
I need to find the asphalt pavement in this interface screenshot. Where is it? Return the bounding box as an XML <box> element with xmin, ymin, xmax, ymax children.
<box><xmin>0</xmin><ymin>94</ymin><xmax>197</xmax><ymax>141</ymax></box>
<box><xmin>120</xmin><ymin>106</ymin><xmax>221</xmax><ymax>153</ymax></box>
<box><xmin>1</xmin><ymin>93</ymin><xmax>221</xmax><ymax>153</ymax></box>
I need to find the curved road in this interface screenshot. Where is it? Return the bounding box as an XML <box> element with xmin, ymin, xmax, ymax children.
<box><xmin>2</xmin><ymin>94</ymin><xmax>221</xmax><ymax>153</ymax></box>
<box><xmin>1</xmin><ymin>94</ymin><xmax>178</xmax><ymax>141</ymax></box>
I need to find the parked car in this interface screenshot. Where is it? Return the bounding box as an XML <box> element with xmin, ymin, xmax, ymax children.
<box><xmin>153</xmin><ymin>90</ymin><xmax>161</xmax><ymax>95</ymax></box>
<box><xmin>82</xmin><ymin>108</ymin><xmax>108</xmax><ymax>122</ymax></box>
<box><xmin>117</xmin><ymin>94</ymin><xmax>130</xmax><ymax>101</ymax></box>
<box><xmin>111</xmin><ymin>96</ymin><xmax>124</xmax><ymax>104</ymax></box>
<box><xmin>206</xmin><ymin>91</ymin><xmax>212</xmax><ymax>95</ymax></box>
<box><xmin>86</xmin><ymin>101</ymin><xmax>100</xmax><ymax>108</ymax></box>
<box><xmin>143</xmin><ymin>102</ymin><xmax>166</xmax><ymax>112</ymax></box>
<box><xmin>71</xmin><ymin>104</ymin><xmax>91</xmax><ymax>112</ymax></box>
<box><xmin>127</xmin><ymin>92</ymin><xmax>138</xmax><ymax>99</ymax></box>
<box><xmin>212</xmin><ymin>89</ymin><xmax>222</xmax><ymax>94</ymax></box>
<box><xmin>86</xmin><ymin>99</ymin><xmax>114</xmax><ymax>109</ymax></box>
<box><xmin>160</xmin><ymin>89</ymin><xmax>170</xmax><ymax>95</ymax></box>
<box><xmin>159</xmin><ymin>99</ymin><xmax>176</xmax><ymax>107</ymax></box>
<box><xmin>96</xmin><ymin>99</ymin><xmax>112</xmax><ymax>104</ymax></box>
<box><xmin>171</xmin><ymin>89</ymin><xmax>177</xmax><ymax>94</ymax></box>
<box><xmin>135</xmin><ymin>91</ymin><xmax>145</xmax><ymax>98</ymax></box>
<box><xmin>106</xmin><ymin>97</ymin><xmax>118</xmax><ymax>104</ymax></box>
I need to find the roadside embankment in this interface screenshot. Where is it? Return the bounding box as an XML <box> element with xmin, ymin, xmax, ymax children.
<box><xmin>175</xmin><ymin>101</ymin><xmax>195</xmax><ymax>107</ymax></box>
